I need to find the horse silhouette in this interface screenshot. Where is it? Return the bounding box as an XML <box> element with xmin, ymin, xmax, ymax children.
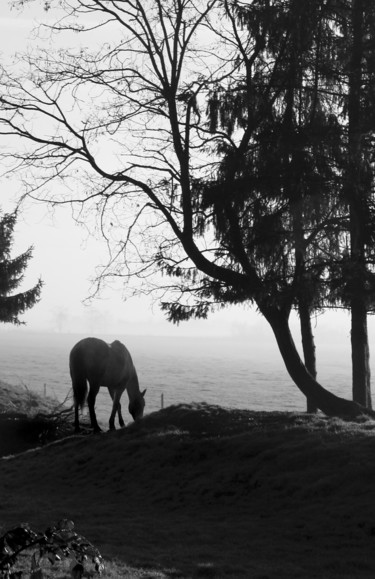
<box><xmin>69</xmin><ymin>337</ymin><xmax>146</xmax><ymax>432</ymax></box>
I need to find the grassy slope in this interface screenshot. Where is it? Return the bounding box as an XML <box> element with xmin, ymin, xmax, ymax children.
<box><xmin>0</xmin><ymin>380</ymin><xmax>69</xmax><ymax>456</ymax></box>
<box><xmin>1</xmin><ymin>384</ymin><xmax>375</xmax><ymax>577</ymax></box>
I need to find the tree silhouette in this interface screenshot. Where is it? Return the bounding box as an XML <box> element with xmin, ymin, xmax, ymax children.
<box><xmin>342</xmin><ymin>0</ymin><xmax>375</xmax><ymax>408</ymax></box>
<box><xmin>202</xmin><ymin>0</ymin><xmax>345</xmax><ymax>412</ymax></box>
<box><xmin>0</xmin><ymin>211</ymin><xmax>42</xmax><ymax>324</ymax></box>
<box><xmin>200</xmin><ymin>0</ymin><xmax>375</xmax><ymax>411</ymax></box>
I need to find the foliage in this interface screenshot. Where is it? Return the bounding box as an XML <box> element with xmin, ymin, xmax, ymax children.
<box><xmin>16</xmin><ymin>405</ymin><xmax>75</xmax><ymax>445</ymax></box>
<box><xmin>0</xmin><ymin>519</ymin><xmax>104</xmax><ymax>578</ymax></box>
<box><xmin>0</xmin><ymin>211</ymin><xmax>42</xmax><ymax>325</ymax></box>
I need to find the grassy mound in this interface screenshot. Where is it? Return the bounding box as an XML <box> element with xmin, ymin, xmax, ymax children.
<box><xmin>0</xmin><ymin>380</ymin><xmax>73</xmax><ymax>456</ymax></box>
<box><xmin>1</xmin><ymin>401</ymin><xmax>375</xmax><ymax>577</ymax></box>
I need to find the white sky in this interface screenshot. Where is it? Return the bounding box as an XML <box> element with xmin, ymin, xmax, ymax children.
<box><xmin>0</xmin><ymin>1</ymin><xmax>370</xmax><ymax>355</ymax></box>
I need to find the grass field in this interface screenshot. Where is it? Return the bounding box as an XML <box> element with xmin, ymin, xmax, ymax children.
<box><xmin>1</xmin><ymin>382</ymin><xmax>375</xmax><ymax>578</ymax></box>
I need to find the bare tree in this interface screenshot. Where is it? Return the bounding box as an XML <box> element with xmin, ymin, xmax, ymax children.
<box><xmin>0</xmin><ymin>0</ymin><xmax>370</xmax><ymax>416</ymax></box>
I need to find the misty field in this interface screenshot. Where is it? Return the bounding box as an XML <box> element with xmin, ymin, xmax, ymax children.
<box><xmin>1</xmin><ymin>381</ymin><xmax>375</xmax><ymax>578</ymax></box>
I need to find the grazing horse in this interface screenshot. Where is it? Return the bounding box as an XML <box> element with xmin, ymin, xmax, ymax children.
<box><xmin>69</xmin><ymin>337</ymin><xmax>146</xmax><ymax>433</ymax></box>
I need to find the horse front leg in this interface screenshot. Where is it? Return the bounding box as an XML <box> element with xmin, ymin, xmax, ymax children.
<box><xmin>108</xmin><ymin>408</ymin><xmax>117</xmax><ymax>431</ymax></box>
<box><xmin>109</xmin><ymin>387</ymin><xmax>125</xmax><ymax>431</ymax></box>
<box><xmin>87</xmin><ymin>383</ymin><xmax>101</xmax><ymax>433</ymax></box>
<box><xmin>117</xmin><ymin>403</ymin><xmax>125</xmax><ymax>428</ymax></box>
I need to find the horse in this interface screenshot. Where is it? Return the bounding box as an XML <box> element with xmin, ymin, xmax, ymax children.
<box><xmin>69</xmin><ymin>337</ymin><xmax>146</xmax><ymax>433</ymax></box>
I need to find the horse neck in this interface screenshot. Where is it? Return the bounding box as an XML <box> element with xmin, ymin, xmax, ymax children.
<box><xmin>127</xmin><ymin>369</ymin><xmax>141</xmax><ymax>401</ymax></box>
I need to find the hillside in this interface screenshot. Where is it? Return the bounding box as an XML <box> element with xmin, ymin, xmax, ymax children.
<box><xmin>1</xmin><ymin>383</ymin><xmax>375</xmax><ymax>577</ymax></box>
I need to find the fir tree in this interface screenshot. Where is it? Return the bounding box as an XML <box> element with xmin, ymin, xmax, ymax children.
<box><xmin>0</xmin><ymin>211</ymin><xmax>42</xmax><ymax>324</ymax></box>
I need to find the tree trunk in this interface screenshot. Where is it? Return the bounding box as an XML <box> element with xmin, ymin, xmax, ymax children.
<box><xmin>298</xmin><ymin>301</ymin><xmax>318</xmax><ymax>413</ymax></box>
<box><xmin>264</xmin><ymin>309</ymin><xmax>372</xmax><ymax>418</ymax></box>
<box><xmin>351</xmin><ymin>298</ymin><xmax>371</xmax><ymax>407</ymax></box>
<box><xmin>348</xmin><ymin>0</ymin><xmax>372</xmax><ymax>408</ymax></box>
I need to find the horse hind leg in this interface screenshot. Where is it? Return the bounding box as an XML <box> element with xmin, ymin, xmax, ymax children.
<box><xmin>74</xmin><ymin>403</ymin><xmax>80</xmax><ymax>434</ymax></box>
<box><xmin>87</xmin><ymin>382</ymin><xmax>102</xmax><ymax>433</ymax></box>
<box><xmin>71</xmin><ymin>375</ymin><xmax>88</xmax><ymax>434</ymax></box>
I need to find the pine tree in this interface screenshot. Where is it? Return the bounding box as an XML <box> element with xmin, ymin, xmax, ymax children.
<box><xmin>0</xmin><ymin>211</ymin><xmax>42</xmax><ymax>324</ymax></box>
<box><xmin>201</xmin><ymin>0</ymin><xmax>344</xmax><ymax>411</ymax></box>
<box><xmin>344</xmin><ymin>0</ymin><xmax>374</xmax><ymax>408</ymax></box>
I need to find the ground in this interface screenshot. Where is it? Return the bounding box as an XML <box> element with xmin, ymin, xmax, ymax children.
<box><xmin>1</xmin><ymin>382</ymin><xmax>375</xmax><ymax>578</ymax></box>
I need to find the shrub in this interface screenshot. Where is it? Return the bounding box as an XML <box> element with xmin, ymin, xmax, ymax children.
<box><xmin>0</xmin><ymin>519</ymin><xmax>104</xmax><ymax>578</ymax></box>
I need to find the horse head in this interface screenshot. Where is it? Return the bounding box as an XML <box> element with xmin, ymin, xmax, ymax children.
<box><xmin>129</xmin><ymin>389</ymin><xmax>147</xmax><ymax>420</ymax></box>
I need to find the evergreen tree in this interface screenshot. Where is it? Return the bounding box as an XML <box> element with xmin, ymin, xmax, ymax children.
<box><xmin>0</xmin><ymin>211</ymin><xmax>42</xmax><ymax>324</ymax></box>
<box><xmin>341</xmin><ymin>0</ymin><xmax>375</xmax><ymax>408</ymax></box>
<box><xmin>323</xmin><ymin>0</ymin><xmax>375</xmax><ymax>408</ymax></box>
<box><xmin>199</xmin><ymin>0</ymin><xmax>344</xmax><ymax>411</ymax></box>
<box><xmin>196</xmin><ymin>0</ymin><xmax>375</xmax><ymax>410</ymax></box>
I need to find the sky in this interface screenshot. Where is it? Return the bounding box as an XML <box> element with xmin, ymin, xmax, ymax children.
<box><xmin>0</xmin><ymin>1</ymin><xmax>370</xmax><ymax>354</ymax></box>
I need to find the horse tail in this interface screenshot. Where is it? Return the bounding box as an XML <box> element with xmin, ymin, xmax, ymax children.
<box><xmin>69</xmin><ymin>348</ymin><xmax>88</xmax><ymax>409</ymax></box>
<box><xmin>72</xmin><ymin>374</ymin><xmax>88</xmax><ymax>409</ymax></box>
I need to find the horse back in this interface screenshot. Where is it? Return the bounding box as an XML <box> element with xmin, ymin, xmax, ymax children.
<box><xmin>69</xmin><ymin>337</ymin><xmax>110</xmax><ymax>385</ymax></box>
